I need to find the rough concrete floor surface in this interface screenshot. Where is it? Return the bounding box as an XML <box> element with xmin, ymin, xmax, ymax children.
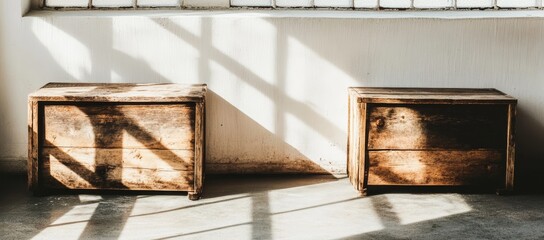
<box><xmin>1</xmin><ymin>173</ymin><xmax>544</xmax><ymax>240</ymax></box>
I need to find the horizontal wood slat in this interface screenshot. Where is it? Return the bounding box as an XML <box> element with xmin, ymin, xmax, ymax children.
<box><xmin>353</xmin><ymin>88</ymin><xmax>503</xmax><ymax>95</ymax></box>
<box><xmin>40</xmin><ymin>146</ymin><xmax>194</xmax><ymax>191</ymax></box>
<box><xmin>44</xmin><ymin>104</ymin><xmax>195</xmax><ymax>150</ymax></box>
<box><xmin>41</xmin><ymin>147</ymin><xmax>194</xmax><ymax>171</ymax></box>
<box><xmin>368</xmin><ymin>104</ymin><xmax>508</xmax><ymax>150</ymax></box>
<box><xmin>41</xmin><ymin>161</ymin><xmax>193</xmax><ymax>191</ymax></box>
<box><xmin>29</xmin><ymin>83</ymin><xmax>207</xmax><ymax>103</ymax></box>
<box><xmin>350</xmin><ymin>87</ymin><xmax>517</xmax><ymax>104</ymax></box>
<box><xmin>368</xmin><ymin>150</ymin><xmax>504</xmax><ymax>186</ymax></box>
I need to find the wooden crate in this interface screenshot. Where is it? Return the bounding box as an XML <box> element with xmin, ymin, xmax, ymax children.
<box><xmin>347</xmin><ymin>87</ymin><xmax>517</xmax><ymax>195</ymax></box>
<box><xmin>28</xmin><ymin>83</ymin><xmax>206</xmax><ymax>200</ymax></box>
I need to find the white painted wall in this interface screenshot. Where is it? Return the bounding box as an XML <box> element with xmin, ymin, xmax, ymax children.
<box><xmin>2</xmin><ymin>1</ymin><xmax>544</xmax><ymax>187</ymax></box>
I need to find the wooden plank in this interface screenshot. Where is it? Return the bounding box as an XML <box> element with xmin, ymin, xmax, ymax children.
<box><xmin>41</xmin><ymin>160</ymin><xmax>193</xmax><ymax>191</ymax></box>
<box><xmin>192</xmin><ymin>101</ymin><xmax>204</xmax><ymax>199</ymax></box>
<box><xmin>41</xmin><ymin>147</ymin><xmax>194</xmax><ymax>171</ymax></box>
<box><xmin>346</xmin><ymin>90</ymin><xmax>359</xmax><ymax>190</ymax></box>
<box><xmin>43</xmin><ymin>104</ymin><xmax>195</xmax><ymax>150</ymax></box>
<box><xmin>346</xmin><ymin>91</ymin><xmax>353</xmax><ymax>185</ymax></box>
<box><xmin>352</xmin><ymin>87</ymin><xmax>504</xmax><ymax>95</ymax></box>
<box><xmin>505</xmin><ymin>103</ymin><xmax>516</xmax><ymax>191</ymax></box>
<box><xmin>29</xmin><ymin>83</ymin><xmax>207</xmax><ymax>103</ymax></box>
<box><xmin>28</xmin><ymin>100</ymin><xmax>39</xmax><ymax>190</ymax></box>
<box><xmin>367</xmin><ymin>150</ymin><xmax>505</xmax><ymax>186</ymax></box>
<box><xmin>358</xmin><ymin>102</ymin><xmax>369</xmax><ymax>193</ymax></box>
<box><xmin>349</xmin><ymin>87</ymin><xmax>517</xmax><ymax>104</ymax></box>
<box><xmin>360</xmin><ymin>97</ymin><xmax>517</xmax><ymax>105</ymax></box>
<box><xmin>368</xmin><ymin>104</ymin><xmax>508</xmax><ymax>150</ymax></box>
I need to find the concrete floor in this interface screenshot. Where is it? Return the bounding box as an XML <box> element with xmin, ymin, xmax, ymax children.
<box><xmin>1</xmin><ymin>173</ymin><xmax>544</xmax><ymax>240</ymax></box>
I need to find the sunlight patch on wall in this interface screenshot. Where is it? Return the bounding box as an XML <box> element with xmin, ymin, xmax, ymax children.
<box><xmin>110</xmin><ymin>70</ymin><xmax>124</xmax><ymax>83</ymax></box>
<box><xmin>283</xmin><ymin>35</ymin><xmax>357</xmax><ymax>102</ymax></box>
<box><xmin>112</xmin><ymin>18</ymin><xmax>202</xmax><ymax>83</ymax></box>
<box><xmin>31</xmin><ymin>203</ymin><xmax>99</xmax><ymax>240</ymax></box>
<box><xmin>206</xmin><ymin>55</ymin><xmax>278</xmax><ymax>135</ymax></box>
<box><xmin>231</xmin><ymin>80</ymin><xmax>277</xmax><ymax>134</ymax></box>
<box><xmin>282</xmin><ymin>35</ymin><xmax>354</xmax><ymax>145</ymax></box>
<box><xmin>205</xmin><ymin>17</ymin><xmax>280</xmax><ymax>135</ymax></box>
<box><xmin>30</xmin><ymin>19</ymin><xmax>91</xmax><ymax>80</ymax></box>
<box><xmin>283</xmin><ymin>111</ymin><xmax>345</xmax><ymax>172</ymax></box>
<box><xmin>282</xmin><ymin>34</ymin><xmax>356</xmax><ymax>131</ymax></box>
<box><xmin>282</xmin><ymin>111</ymin><xmax>312</xmax><ymax>150</ymax></box>
<box><xmin>385</xmin><ymin>194</ymin><xmax>472</xmax><ymax>225</ymax></box>
<box><xmin>211</xmin><ymin>18</ymin><xmax>278</xmax><ymax>86</ymax></box>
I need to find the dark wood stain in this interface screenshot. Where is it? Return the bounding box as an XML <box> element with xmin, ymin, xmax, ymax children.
<box><xmin>368</xmin><ymin>104</ymin><xmax>508</xmax><ymax>150</ymax></box>
<box><xmin>368</xmin><ymin>150</ymin><xmax>504</xmax><ymax>186</ymax></box>
<box><xmin>28</xmin><ymin>83</ymin><xmax>206</xmax><ymax>200</ymax></box>
<box><xmin>347</xmin><ymin>87</ymin><xmax>517</xmax><ymax>196</ymax></box>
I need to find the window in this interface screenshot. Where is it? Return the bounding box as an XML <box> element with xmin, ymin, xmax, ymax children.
<box><xmin>44</xmin><ymin>0</ymin><xmax>229</xmax><ymax>8</ymax></box>
<box><xmin>43</xmin><ymin>0</ymin><xmax>543</xmax><ymax>9</ymax></box>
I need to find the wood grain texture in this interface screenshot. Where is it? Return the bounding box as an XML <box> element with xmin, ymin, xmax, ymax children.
<box><xmin>358</xmin><ymin>103</ymin><xmax>369</xmax><ymax>193</ymax></box>
<box><xmin>368</xmin><ymin>104</ymin><xmax>508</xmax><ymax>150</ymax></box>
<box><xmin>347</xmin><ymin>87</ymin><xmax>517</xmax><ymax>194</ymax></box>
<box><xmin>350</xmin><ymin>87</ymin><xmax>517</xmax><ymax>104</ymax></box>
<box><xmin>368</xmin><ymin>150</ymin><xmax>505</xmax><ymax>186</ymax></box>
<box><xmin>41</xmin><ymin>161</ymin><xmax>194</xmax><ymax>191</ymax></box>
<box><xmin>29</xmin><ymin>83</ymin><xmax>207</xmax><ymax>103</ymax></box>
<box><xmin>347</xmin><ymin>92</ymin><xmax>361</xmax><ymax>192</ymax></box>
<box><xmin>38</xmin><ymin>102</ymin><xmax>198</xmax><ymax>192</ymax></box>
<box><xmin>41</xmin><ymin>147</ymin><xmax>194</xmax><ymax>171</ymax></box>
<box><xmin>29</xmin><ymin>83</ymin><xmax>207</xmax><ymax>197</ymax></box>
<box><xmin>39</xmin><ymin>144</ymin><xmax>195</xmax><ymax>191</ymax></box>
<box><xmin>348</xmin><ymin>88</ymin><xmax>369</xmax><ymax>194</ymax></box>
<box><xmin>347</xmin><ymin>91</ymin><xmax>357</xmax><ymax>189</ymax></box>
<box><xmin>43</xmin><ymin>104</ymin><xmax>195</xmax><ymax>150</ymax></box>
<box><xmin>27</xmin><ymin>100</ymin><xmax>39</xmax><ymax>190</ymax></box>
<box><xmin>192</xmin><ymin>101</ymin><xmax>204</xmax><ymax>197</ymax></box>
<box><xmin>505</xmin><ymin>103</ymin><xmax>516</xmax><ymax>191</ymax></box>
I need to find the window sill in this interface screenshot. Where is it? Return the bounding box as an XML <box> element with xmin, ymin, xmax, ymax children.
<box><xmin>25</xmin><ymin>9</ymin><xmax>544</xmax><ymax>19</ymax></box>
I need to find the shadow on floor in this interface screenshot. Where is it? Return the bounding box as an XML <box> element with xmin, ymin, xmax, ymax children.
<box><xmin>2</xmin><ymin>172</ymin><xmax>544</xmax><ymax>240</ymax></box>
<box><xmin>0</xmin><ymin>172</ymin><xmax>342</xmax><ymax>240</ymax></box>
<box><xmin>203</xmin><ymin>174</ymin><xmax>342</xmax><ymax>198</ymax></box>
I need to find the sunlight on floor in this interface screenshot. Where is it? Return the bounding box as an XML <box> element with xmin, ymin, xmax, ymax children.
<box><xmin>119</xmin><ymin>194</ymin><xmax>254</xmax><ymax>239</ymax></box>
<box><xmin>385</xmin><ymin>194</ymin><xmax>472</xmax><ymax>225</ymax></box>
<box><xmin>268</xmin><ymin>180</ymin><xmax>385</xmax><ymax>239</ymax></box>
<box><xmin>78</xmin><ymin>194</ymin><xmax>103</xmax><ymax>203</ymax></box>
<box><xmin>31</xmin><ymin>203</ymin><xmax>99</xmax><ymax>240</ymax></box>
<box><xmin>25</xmin><ymin>177</ymin><xmax>475</xmax><ymax>239</ymax></box>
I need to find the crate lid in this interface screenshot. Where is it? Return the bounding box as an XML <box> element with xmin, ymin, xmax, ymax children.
<box><xmin>29</xmin><ymin>82</ymin><xmax>207</xmax><ymax>102</ymax></box>
<box><xmin>349</xmin><ymin>87</ymin><xmax>517</xmax><ymax>104</ymax></box>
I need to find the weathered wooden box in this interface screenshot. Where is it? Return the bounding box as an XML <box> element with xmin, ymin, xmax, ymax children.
<box><xmin>347</xmin><ymin>88</ymin><xmax>516</xmax><ymax>195</ymax></box>
<box><xmin>28</xmin><ymin>83</ymin><xmax>206</xmax><ymax>200</ymax></box>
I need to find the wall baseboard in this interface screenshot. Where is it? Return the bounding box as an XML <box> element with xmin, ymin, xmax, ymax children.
<box><xmin>0</xmin><ymin>159</ymin><xmax>26</xmax><ymax>174</ymax></box>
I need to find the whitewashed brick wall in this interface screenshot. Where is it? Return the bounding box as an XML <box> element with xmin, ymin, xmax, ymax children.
<box><xmin>45</xmin><ymin>0</ymin><xmax>543</xmax><ymax>9</ymax></box>
<box><xmin>232</xmin><ymin>0</ymin><xmax>541</xmax><ymax>8</ymax></box>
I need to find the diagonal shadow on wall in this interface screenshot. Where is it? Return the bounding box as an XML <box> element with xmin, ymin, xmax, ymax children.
<box><xmin>19</xmin><ymin>15</ymin><xmax>340</xmax><ymax>240</ymax></box>
<box><xmin>206</xmin><ymin>90</ymin><xmax>331</xmax><ymax>174</ymax></box>
<box><xmin>151</xmin><ymin>18</ymin><xmax>347</xmax><ymax>155</ymax></box>
<box><xmin>264</xmin><ymin>17</ymin><xmax>544</xmax><ymax>192</ymax></box>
